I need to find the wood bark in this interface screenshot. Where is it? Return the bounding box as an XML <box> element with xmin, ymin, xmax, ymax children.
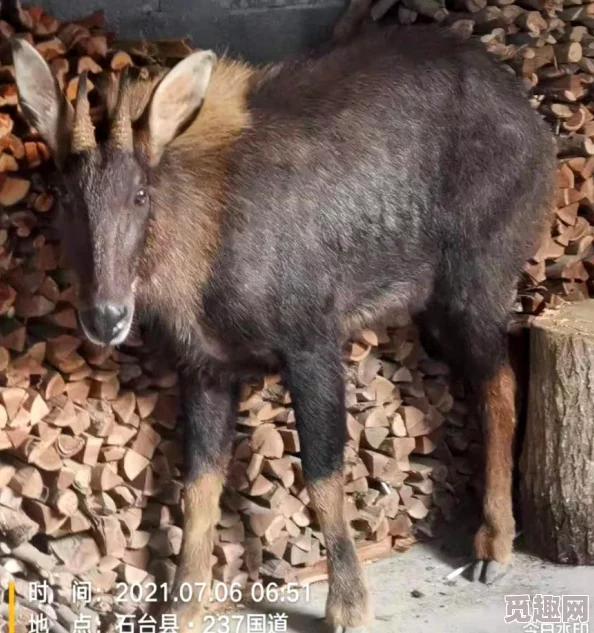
<box><xmin>521</xmin><ymin>300</ymin><xmax>594</xmax><ymax>564</ymax></box>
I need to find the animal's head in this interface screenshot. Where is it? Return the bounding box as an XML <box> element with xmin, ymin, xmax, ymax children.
<box><xmin>12</xmin><ymin>39</ymin><xmax>216</xmax><ymax>345</ymax></box>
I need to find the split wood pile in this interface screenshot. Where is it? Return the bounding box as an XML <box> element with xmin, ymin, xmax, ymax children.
<box><xmin>2</xmin><ymin>0</ymin><xmax>592</xmax><ymax>627</ymax></box>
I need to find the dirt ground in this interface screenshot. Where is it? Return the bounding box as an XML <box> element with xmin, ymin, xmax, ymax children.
<box><xmin>235</xmin><ymin>540</ymin><xmax>594</xmax><ymax>633</ymax></box>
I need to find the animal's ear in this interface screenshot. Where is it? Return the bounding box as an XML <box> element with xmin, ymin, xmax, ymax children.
<box><xmin>146</xmin><ymin>49</ymin><xmax>217</xmax><ymax>164</ymax></box>
<box><xmin>11</xmin><ymin>38</ymin><xmax>72</xmax><ymax>165</ymax></box>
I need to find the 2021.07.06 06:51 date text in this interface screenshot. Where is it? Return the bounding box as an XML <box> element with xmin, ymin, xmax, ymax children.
<box><xmin>114</xmin><ymin>581</ymin><xmax>311</xmax><ymax>605</ymax></box>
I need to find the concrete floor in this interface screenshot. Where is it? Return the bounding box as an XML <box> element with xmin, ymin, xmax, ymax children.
<box><xmin>236</xmin><ymin>541</ymin><xmax>594</xmax><ymax>633</ymax></box>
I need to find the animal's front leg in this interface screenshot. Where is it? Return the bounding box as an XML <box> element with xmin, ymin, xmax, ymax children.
<box><xmin>166</xmin><ymin>373</ymin><xmax>238</xmax><ymax>631</ymax></box>
<box><xmin>172</xmin><ymin>472</ymin><xmax>224</xmax><ymax>630</ymax></box>
<box><xmin>285</xmin><ymin>336</ymin><xmax>373</xmax><ymax>633</ymax></box>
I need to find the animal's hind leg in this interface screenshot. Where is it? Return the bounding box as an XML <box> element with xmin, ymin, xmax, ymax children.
<box><xmin>418</xmin><ymin>298</ymin><xmax>516</xmax><ymax>584</ymax></box>
<box><xmin>285</xmin><ymin>336</ymin><xmax>372</xmax><ymax>632</ymax></box>
<box><xmin>473</xmin><ymin>361</ymin><xmax>516</xmax><ymax>584</ymax></box>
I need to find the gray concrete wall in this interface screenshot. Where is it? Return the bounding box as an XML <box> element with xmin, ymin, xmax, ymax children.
<box><xmin>44</xmin><ymin>0</ymin><xmax>347</xmax><ymax>62</ymax></box>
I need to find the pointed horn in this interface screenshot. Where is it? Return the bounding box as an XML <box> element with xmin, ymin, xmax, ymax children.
<box><xmin>71</xmin><ymin>71</ymin><xmax>96</xmax><ymax>153</ymax></box>
<box><xmin>109</xmin><ymin>67</ymin><xmax>133</xmax><ymax>151</ymax></box>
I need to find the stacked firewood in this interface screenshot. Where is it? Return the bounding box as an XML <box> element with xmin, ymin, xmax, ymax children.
<box><xmin>2</xmin><ymin>0</ymin><xmax>593</xmax><ymax>627</ymax></box>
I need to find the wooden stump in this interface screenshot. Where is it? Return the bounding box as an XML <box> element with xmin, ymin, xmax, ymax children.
<box><xmin>521</xmin><ymin>300</ymin><xmax>594</xmax><ymax>564</ymax></box>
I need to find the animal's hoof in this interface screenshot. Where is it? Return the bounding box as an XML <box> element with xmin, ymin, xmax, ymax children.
<box><xmin>469</xmin><ymin>559</ymin><xmax>509</xmax><ymax>585</ymax></box>
<box><xmin>483</xmin><ymin>560</ymin><xmax>509</xmax><ymax>585</ymax></box>
<box><xmin>470</xmin><ymin>560</ymin><xmax>484</xmax><ymax>583</ymax></box>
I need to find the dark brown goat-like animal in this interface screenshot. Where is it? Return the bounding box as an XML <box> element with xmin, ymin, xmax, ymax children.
<box><xmin>13</xmin><ymin>26</ymin><xmax>555</xmax><ymax>632</ymax></box>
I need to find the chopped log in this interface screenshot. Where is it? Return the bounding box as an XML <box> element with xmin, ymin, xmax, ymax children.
<box><xmin>11</xmin><ymin>541</ymin><xmax>55</xmax><ymax>573</ymax></box>
<box><xmin>77</xmin><ymin>56</ymin><xmax>102</xmax><ymax>74</ymax></box>
<box><xmin>362</xmin><ymin>427</ymin><xmax>390</xmax><ymax>450</ymax></box>
<box><xmin>111</xmin><ymin>51</ymin><xmax>134</xmax><ymax>70</ymax></box>
<box><xmin>521</xmin><ymin>301</ymin><xmax>594</xmax><ymax>563</ymax></box>
<box><xmin>0</xmin><ymin>84</ymin><xmax>18</xmax><ymax>107</ymax></box>
<box><xmin>35</xmin><ymin>37</ymin><xmax>66</xmax><ymax>60</ymax></box>
<box><xmin>66</xmin><ymin>75</ymin><xmax>94</xmax><ymax>102</ymax></box>
<box><xmin>131</xmin><ymin>421</ymin><xmax>160</xmax><ymax>459</ymax></box>
<box><xmin>0</xmin><ymin>176</ymin><xmax>30</xmax><ymax>206</ymax></box>
<box><xmin>90</xmin><ymin>464</ymin><xmax>123</xmax><ymax>491</ymax></box>
<box><xmin>47</xmin><ymin>489</ymin><xmax>78</xmax><ymax>516</ymax></box>
<box><xmin>555</xmin><ymin>41</ymin><xmax>583</xmax><ymax>63</ymax></box>
<box><xmin>401</xmin><ymin>0</ymin><xmax>448</xmax><ymax>20</ymax></box>
<box><xmin>251</xmin><ymin>424</ymin><xmax>284</xmax><ymax>458</ymax></box>
<box><xmin>23</xmin><ymin>499</ymin><xmax>68</xmax><ymax>535</ymax></box>
<box><xmin>279</xmin><ymin>428</ymin><xmax>300</xmax><ymax>453</ymax></box>
<box><xmin>9</xmin><ymin>465</ymin><xmax>44</xmax><ymax>499</ymax></box>
<box><xmin>557</xmin><ymin>134</ymin><xmax>594</xmax><ymax>157</ymax></box>
<box><xmin>122</xmin><ymin>448</ymin><xmax>150</xmax><ymax>481</ymax></box>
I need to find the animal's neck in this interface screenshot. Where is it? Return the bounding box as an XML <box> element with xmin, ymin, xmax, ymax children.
<box><xmin>170</xmin><ymin>57</ymin><xmax>256</xmax><ymax>154</ymax></box>
<box><xmin>135</xmin><ymin>57</ymin><xmax>257</xmax><ymax>337</ymax></box>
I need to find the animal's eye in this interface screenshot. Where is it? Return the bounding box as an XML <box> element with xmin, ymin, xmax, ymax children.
<box><xmin>134</xmin><ymin>188</ymin><xmax>148</xmax><ymax>206</ymax></box>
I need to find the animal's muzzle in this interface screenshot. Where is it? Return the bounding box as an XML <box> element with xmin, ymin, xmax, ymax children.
<box><xmin>79</xmin><ymin>302</ymin><xmax>131</xmax><ymax>345</ymax></box>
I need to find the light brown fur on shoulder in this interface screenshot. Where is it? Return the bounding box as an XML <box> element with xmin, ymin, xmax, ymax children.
<box><xmin>171</xmin><ymin>56</ymin><xmax>256</xmax><ymax>153</ymax></box>
<box><xmin>134</xmin><ymin>57</ymin><xmax>258</xmax><ymax>345</ymax></box>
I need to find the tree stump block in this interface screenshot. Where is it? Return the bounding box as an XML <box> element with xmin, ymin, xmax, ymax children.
<box><xmin>521</xmin><ymin>300</ymin><xmax>594</xmax><ymax>564</ymax></box>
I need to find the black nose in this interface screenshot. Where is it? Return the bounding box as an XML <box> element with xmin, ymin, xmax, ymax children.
<box><xmin>80</xmin><ymin>303</ymin><xmax>129</xmax><ymax>344</ymax></box>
